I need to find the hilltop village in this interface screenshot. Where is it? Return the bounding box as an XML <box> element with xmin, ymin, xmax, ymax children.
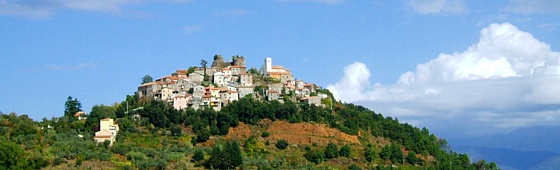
<box><xmin>137</xmin><ymin>55</ymin><xmax>329</xmax><ymax>111</ymax></box>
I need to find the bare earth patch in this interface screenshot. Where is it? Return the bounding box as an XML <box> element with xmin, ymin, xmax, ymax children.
<box><xmin>224</xmin><ymin>120</ymin><xmax>360</xmax><ymax>146</ymax></box>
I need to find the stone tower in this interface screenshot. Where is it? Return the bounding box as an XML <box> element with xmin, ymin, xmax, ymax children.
<box><xmin>232</xmin><ymin>56</ymin><xmax>246</xmax><ymax>66</ymax></box>
<box><xmin>211</xmin><ymin>54</ymin><xmax>226</xmax><ymax>68</ymax></box>
<box><xmin>260</xmin><ymin>57</ymin><xmax>272</xmax><ymax>75</ymax></box>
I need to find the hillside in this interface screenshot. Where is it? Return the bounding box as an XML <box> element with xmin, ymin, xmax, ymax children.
<box><xmin>0</xmin><ymin>96</ymin><xmax>498</xmax><ymax>169</ymax></box>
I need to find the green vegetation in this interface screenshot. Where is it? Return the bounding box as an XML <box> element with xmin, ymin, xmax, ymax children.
<box><xmin>0</xmin><ymin>91</ymin><xmax>499</xmax><ymax>169</ymax></box>
<box><xmin>141</xmin><ymin>74</ymin><xmax>153</xmax><ymax>84</ymax></box>
<box><xmin>275</xmin><ymin>139</ymin><xmax>288</xmax><ymax>150</ymax></box>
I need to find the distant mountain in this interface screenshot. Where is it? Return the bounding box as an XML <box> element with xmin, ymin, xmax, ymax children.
<box><xmin>531</xmin><ymin>155</ymin><xmax>560</xmax><ymax>170</ymax></box>
<box><xmin>450</xmin><ymin>126</ymin><xmax>560</xmax><ymax>170</ymax></box>
<box><xmin>454</xmin><ymin>145</ymin><xmax>559</xmax><ymax>170</ymax></box>
<box><xmin>450</xmin><ymin>126</ymin><xmax>560</xmax><ymax>153</ymax></box>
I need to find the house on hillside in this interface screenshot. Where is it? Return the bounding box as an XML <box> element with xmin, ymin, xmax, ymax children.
<box><xmin>267</xmin><ymin>90</ymin><xmax>280</xmax><ymax>101</ymax></box>
<box><xmin>238</xmin><ymin>86</ymin><xmax>254</xmax><ymax>98</ymax></box>
<box><xmin>173</xmin><ymin>94</ymin><xmax>192</xmax><ymax>110</ymax></box>
<box><xmin>301</xmin><ymin>96</ymin><xmax>322</xmax><ymax>106</ymax></box>
<box><xmin>74</xmin><ymin>111</ymin><xmax>87</xmax><ymax>120</ymax></box>
<box><xmin>188</xmin><ymin>72</ymin><xmax>204</xmax><ymax>84</ymax></box>
<box><xmin>240</xmin><ymin>73</ymin><xmax>253</xmax><ymax>86</ymax></box>
<box><xmin>220</xmin><ymin>89</ymin><xmax>239</xmax><ymax>106</ymax></box>
<box><xmin>213</xmin><ymin>72</ymin><xmax>226</xmax><ymax>87</ymax></box>
<box><xmin>93</xmin><ymin>118</ymin><xmax>119</xmax><ymax>146</ymax></box>
<box><xmin>137</xmin><ymin>82</ymin><xmax>163</xmax><ymax>98</ymax></box>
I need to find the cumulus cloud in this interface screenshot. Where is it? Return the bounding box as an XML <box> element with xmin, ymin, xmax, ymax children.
<box><xmin>327</xmin><ymin>23</ymin><xmax>560</xmax><ymax>138</ymax></box>
<box><xmin>406</xmin><ymin>0</ymin><xmax>467</xmax><ymax>15</ymax></box>
<box><xmin>326</xmin><ymin>62</ymin><xmax>372</xmax><ymax>103</ymax></box>
<box><xmin>398</xmin><ymin>23</ymin><xmax>560</xmax><ymax>84</ymax></box>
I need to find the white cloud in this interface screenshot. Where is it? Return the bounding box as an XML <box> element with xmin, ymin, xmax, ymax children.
<box><xmin>398</xmin><ymin>23</ymin><xmax>560</xmax><ymax>84</ymax></box>
<box><xmin>326</xmin><ymin>62</ymin><xmax>372</xmax><ymax>103</ymax></box>
<box><xmin>327</xmin><ymin>23</ymin><xmax>560</xmax><ymax>138</ymax></box>
<box><xmin>406</xmin><ymin>0</ymin><xmax>467</xmax><ymax>15</ymax></box>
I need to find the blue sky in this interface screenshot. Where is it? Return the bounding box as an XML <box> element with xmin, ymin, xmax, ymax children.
<box><xmin>1</xmin><ymin>0</ymin><xmax>560</xmax><ymax>139</ymax></box>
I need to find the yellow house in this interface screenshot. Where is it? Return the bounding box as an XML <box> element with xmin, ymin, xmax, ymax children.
<box><xmin>94</xmin><ymin>118</ymin><xmax>119</xmax><ymax>145</ymax></box>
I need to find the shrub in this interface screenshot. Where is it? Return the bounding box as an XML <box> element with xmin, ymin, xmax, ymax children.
<box><xmin>339</xmin><ymin>145</ymin><xmax>351</xmax><ymax>157</ymax></box>
<box><xmin>324</xmin><ymin>142</ymin><xmax>339</xmax><ymax>159</ymax></box>
<box><xmin>304</xmin><ymin>149</ymin><xmax>324</xmax><ymax>164</ymax></box>
<box><xmin>275</xmin><ymin>140</ymin><xmax>288</xmax><ymax>150</ymax></box>
<box><xmin>261</xmin><ymin>131</ymin><xmax>270</xmax><ymax>138</ymax></box>
<box><xmin>193</xmin><ymin>149</ymin><xmax>205</xmax><ymax>162</ymax></box>
<box><xmin>53</xmin><ymin>157</ymin><xmax>64</xmax><ymax>166</ymax></box>
<box><xmin>348</xmin><ymin>164</ymin><xmax>361</xmax><ymax>170</ymax></box>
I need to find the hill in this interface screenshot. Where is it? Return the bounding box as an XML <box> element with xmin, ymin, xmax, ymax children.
<box><xmin>0</xmin><ymin>55</ymin><xmax>496</xmax><ymax>169</ymax></box>
<box><xmin>451</xmin><ymin>126</ymin><xmax>560</xmax><ymax>153</ymax></box>
<box><xmin>0</xmin><ymin>95</ymin><xmax>498</xmax><ymax>169</ymax></box>
<box><xmin>455</xmin><ymin>145</ymin><xmax>559</xmax><ymax>170</ymax></box>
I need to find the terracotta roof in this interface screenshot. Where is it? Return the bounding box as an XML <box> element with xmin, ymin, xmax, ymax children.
<box><xmin>74</xmin><ymin>111</ymin><xmax>86</xmax><ymax>117</ymax></box>
<box><xmin>139</xmin><ymin>82</ymin><xmax>158</xmax><ymax>87</ymax></box>
<box><xmin>268</xmin><ymin>90</ymin><xmax>279</xmax><ymax>93</ymax></box>
<box><xmin>269</xmin><ymin>72</ymin><xmax>291</xmax><ymax>75</ymax></box>
<box><xmin>271</xmin><ymin>65</ymin><xmax>286</xmax><ymax>69</ymax></box>
<box><xmin>176</xmin><ymin>69</ymin><xmax>188</xmax><ymax>74</ymax></box>
<box><xmin>94</xmin><ymin>135</ymin><xmax>112</xmax><ymax>138</ymax></box>
<box><xmin>230</xmin><ymin>66</ymin><xmax>246</xmax><ymax>68</ymax></box>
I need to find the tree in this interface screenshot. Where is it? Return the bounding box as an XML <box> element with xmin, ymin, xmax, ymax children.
<box><xmin>248</xmin><ymin>67</ymin><xmax>260</xmax><ymax>75</ymax></box>
<box><xmin>0</xmin><ymin>138</ymin><xmax>28</xmax><ymax>169</ymax></box>
<box><xmin>364</xmin><ymin>147</ymin><xmax>377</xmax><ymax>163</ymax></box>
<box><xmin>141</xmin><ymin>74</ymin><xmax>153</xmax><ymax>84</ymax></box>
<box><xmin>64</xmin><ymin>96</ymin><xmax>82</xmax><ymax>118</ymax></box>
<box><xmin>380</xmin><ymin>145</ymin><xmax>392</xmax><ymax>160</ymax></box>
<box><xmin>339</xmin><ymin>145</ymin><xmax>351</xmax><ymax>157</ymax></box>
<box><xmin>390</xmin><ymin>144</ymin><xmax>404</xmax><ymax>164</ymax></box>
<box><xmin>244</xmin><ymin>136</ymin><xmax>257</xmax><ymax>156</ymax></box>
<box><xmin>196</xmin><ymin>128</ymin><xmax>211</xmax><ymax>143</ymax></box>
<box><xmin>324</xmin><ymin>142</ymin><xmax>339</xmax><ymax>159</ymax></box>
<box><xmin>207</xmin><ymin>140</ymin><xmax>243</xmax><ymax>169</ymax></box>
<box><xmin>304</xmin><ymin>149</ymin><xmax>324</xmax><ymax>165</ymax></box>
<box><xmin>261</xmin><ymin>131</ymin><xmax>270</xmax><ymax>138</ymax></box>
<box><xmin>86</xmin><ymin>105</ymin><xmax>116</xmax><ymax>131</ymax></box>
<box><xmin>193</xmin><ymin>149</ymin><xmax>205</xmax><ymax>162</ymax></box>
<box><xmin>170</xmin><ymin>125</ymin><xmax>182</xmax><ymax>136</ymax></box>
<box><xmin>200</xmin><ymin>59</ymin><xmax>207</xmax><ymax>74</ymax></box>
<box><xmin>276</xmin><ymin>139</ymin><xmax>288</xmax><ymax>150</ymax></box>
<box><xmin>225</xmin><ymin>140</ymin><xmax>243</xmax><ymax>168</ymax></box>
<box><xmin>348</xmin><ymin>164</ymin><xmax>361</xmax><ymax>170</ymax></box>
<box><xmin>407</xmin><ymin>150</ymin><xmax>418</xmax><ymax>165</ymax></box>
